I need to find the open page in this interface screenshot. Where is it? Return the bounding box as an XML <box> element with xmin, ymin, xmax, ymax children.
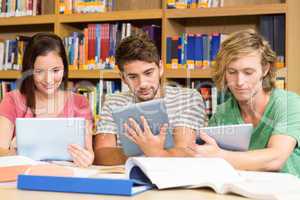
<box><xmin>125</xmin><ymin>157</ymin><xmax>243</xmax><ymax>192</ymax></box>
<box><xmin>0</xmin><ymin>155</ymin><xmax>42</xmax><ymax>167</ymax></box>
<box><xmin>0</xmin><ymin>155</ymin><xmax>45</xmax><ymax>182</ymax></box>
<box><xmin>226</xmin><ymin>171</ymin><xmax>300</xmax><ymax>200</ymax></box>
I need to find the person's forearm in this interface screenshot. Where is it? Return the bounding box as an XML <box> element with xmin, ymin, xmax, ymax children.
<box><xmin>144</xmin><ymin>147</ymin><xmax>192</xmax><ymax>157</ymax></box>
<box><xmin>0</xmin><ymin>147</ymin><xmax>16</xmax><ymax>156</ymax></box>
<box><xmin>93</xmin><ymin>147</ymin><xmax>127</xmax><ymax>166</ymax></box>
<box><xmin>219</xmin><ymin>148</ymin><xmax>285</xmax><ymax>171</ymax></box>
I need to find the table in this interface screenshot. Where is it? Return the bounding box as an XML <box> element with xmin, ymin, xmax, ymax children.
<box><xmin>1</xmin><ymin>187</ymin><xmax>250</xmax><ymax>200</ymax></box>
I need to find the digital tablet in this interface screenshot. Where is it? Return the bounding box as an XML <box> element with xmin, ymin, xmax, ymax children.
<box><xmin>197</xmin><ymin>124</ymin><xmax>253</xmax><ymax>151</ymax></box>
<box><xmin>112</xmin><ymin>99</ymin><xmax>174</xmax><ymax>156</ymax></box>
<box><xmin>16</xmin><ymin>118</ymin><xmax>86</xmax><ymax>161</ymax></box>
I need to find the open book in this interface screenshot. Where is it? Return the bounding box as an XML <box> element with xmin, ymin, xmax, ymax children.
<box><xmin>0</xmin><ymin>156</ymin><xmax>98</xmax><ymax>183</ymax></box>
<box><xmin>125</xmin><ymin>157</ymin><xmax>300</xmax><ymax>200</ymax></box>
<box><xmin>0</xmin><ymin>156</ymin><xmax>41</xmax><ymax>182</ymax></box>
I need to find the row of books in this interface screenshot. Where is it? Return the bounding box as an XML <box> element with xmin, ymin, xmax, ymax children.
<box><xmin>70</xmin><ymin>80</ymin><xmax>123</xmax><ymax>117</ymax></box>
<box><xmin>0</xmin><ymin>0</ymin><xmax>42</xmax><ymax>17</ymax></box>
<box><xmin>259</xmin><ymin>15</ymin><xmax>285</xmax><ymax>68</ymax></box>
<box><xmin>0</xmin><ymin>36</ymin><xmax>30</xmax><ymax>71</ymax></box>
<box><xmin>59</xmin><ymin>0</ymin><xmax>113</xmax><ymax>14</ymax></box>
<box><xmin>166</xmin><ymin>33</ymin><xmax>228</xmax><ymax>69</ymax></box>
<box><xmin>64</xmin><ymin>23</ymin><xmax>161</xmax><ymax>70</ymax></box>
<box><xmin>166</xmin><ymin>0</ymin><xmax>223</xmax><ymax>9</ymax></box>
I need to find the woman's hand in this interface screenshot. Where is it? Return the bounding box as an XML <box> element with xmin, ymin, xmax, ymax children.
<box><xmin>125</xmin><ymin>116</ymin><xmax>168</xmax><ymax>156</ymax></box>
<box><xmin>68</xmin><ymin>122</ymin><xmax>94</xmax><ymax>167</ymax></box>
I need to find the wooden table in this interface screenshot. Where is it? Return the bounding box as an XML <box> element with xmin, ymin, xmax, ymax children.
<box><xmin>1</xmin><ymin>187</ymin><xmax>250</xmax><ymax>200</ymax></box>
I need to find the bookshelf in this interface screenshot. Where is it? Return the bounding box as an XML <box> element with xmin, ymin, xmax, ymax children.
<box><xmin>0</xmin><ymin>0</ymin><xmax>299</xmax><ymax>94</ymax></box>
<box><xmin>165</xmin><ymin>68</ymin><xmax>212</xmax><ymax>79</ymax></box>
<box><xmin>68</xmin><ymin>69</ymin><xmax>120</xmax><ymax>79</ymax></box>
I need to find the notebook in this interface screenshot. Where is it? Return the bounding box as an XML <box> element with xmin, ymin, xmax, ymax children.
<box><xmin>111</xmin><ymin>99</ymin><xmax>174</xmax><ymax>156</ymax></box>
<box><xmin>197</xmin><ymin>124</ymin><xmax>253</xmax><ymax>151</ymax></box>
<box><xmin>16</xmin><ymin>118</ymin><xmax>86</xmax><ymax>161</ymax></box>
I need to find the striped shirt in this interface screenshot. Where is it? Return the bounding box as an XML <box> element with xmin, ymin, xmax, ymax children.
<box><xmin>96</xmin><ymin>86</ymin><xmax>206</xmax><ymax>142</ymax></box>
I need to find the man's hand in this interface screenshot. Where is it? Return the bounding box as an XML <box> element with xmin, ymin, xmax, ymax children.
<box><xmin>124</xmin><ymin>116</ymin><xmax>168</xmax><ymax>156</ymax></box>
<box><xmin>188</xmin><ymin>131</ymin><xmax>222</xmax><ymax>157</ymax></box>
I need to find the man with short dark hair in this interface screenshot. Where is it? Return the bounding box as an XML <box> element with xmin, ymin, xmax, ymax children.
<box><xmin>94</xmin><ymin>35</ymin><xmax>206</xmax><ymax>165</ymax></box>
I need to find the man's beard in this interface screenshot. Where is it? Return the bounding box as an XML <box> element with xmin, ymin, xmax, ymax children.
<box><xmin>135</xmin><ymin>85</ymin><xmax>160</xmax><ymax>102</ymax></box>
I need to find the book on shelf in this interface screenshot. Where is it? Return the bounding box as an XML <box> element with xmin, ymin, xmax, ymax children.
<box><xmin>59</xmin><ymin>0</ymin><xmax>109</xmax><ymax>14</ymax></box>
<box><xmin>64</xmin><ymin>22</ymin><xmax>161</xmax><ymax>70</ymax></box>
<box><xmin>71</xmin><ymin>79</ymin><xmax>122</xmax><ymax>117</ymax></box>
<box><xmin>167</xmin><ymin>0</ymin><xmax>223</xmax><ymax>9</ymax></box>
<box><xmin>59</xmin><ymin>0</ymin><xmax>161</xmax><ymax>14</ymax></box>
<box><xmin>259</xmin><ymin>15</ymin><xmax>285</xmax><ymax>69</ymax></box>
<box><xmin>191</xmin><ymin>80</ymin><xmax>217</xmax><ymax>117</ymax></box>
<box><xmin>17</xmin><ymin>157</ymin><xmax>300</xmax><ymax>199</ymax></box>
<box><xmin>166</xmin><ymin>32</ymin><xmax>228</xmax><ymax>70</ymax></box>
<box><xmin>0</xmin><ymin>0</ymin><xmax>43</xmax><ymax>17</ymax></box>
<box><xmin>0</xmin><ymin>35</ymin><xmax>30</xmax><ymax>71</ymax></box>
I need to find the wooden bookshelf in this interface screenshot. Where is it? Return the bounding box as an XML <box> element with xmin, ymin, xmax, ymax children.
<box><xmin>165</xmin><ymin>3</ymin><xmax>287</xmax><ymax>19</ymax></box>
<box><xmin>0</xmin><ymin>15</ymin><xmax>56</xmax><ymax>26</ymax></box>
<box><xmin>0</xmin><ymin>71</ymin><xmax>21</xmax><ymax>79</ymax></box>
<box><xmin>164</xmin><ymin>69</ymin><xmax>212</xmax><ymax>79</ymax></box>
<box><xmin>68</xmin><ymin>69</ymin><xmax>120</xmax><ymax>79</ymax></box>
<box><xmin>0</xmin><ymin>0</ymin><xmax>300</xmax><ymax>93</ymax></box>
<box><xmin>0</xmin><ymin>69</ymin><xmax>120</xmax><ymax>80</ymax></box>
<box><xmin>58</xmin><ymin>9</ymin><xmax>163</xmax><ymax>23</ymax></box>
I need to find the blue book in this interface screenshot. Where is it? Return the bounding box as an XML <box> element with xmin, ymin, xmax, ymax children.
<box><xmin>202</xmin><ymin>34</ymin><xmax>210</xmax><ymax>68</ymax></box>
<box><xmin>194</xmin><ymin>34</ymin><xmax>203</xmax><ymax>69</ymax></box>
<box><xmin>166</xmin><ymin>37</ymin><xmax>172</xmax><ymax>65</ymax></box>
<box><xmin>17</xmin><ymin>175</ymin><xmax>153</xmax><ymax>196</ymax></box>
<box><xmin>186</xmin><ymin>34</ymin><xmax>195</xmax><ymax>69</ymax></box>
<box><xmin>210</xmin><ymin>33</ymin><xmax>221</xmax><ymax>63</ymax></box>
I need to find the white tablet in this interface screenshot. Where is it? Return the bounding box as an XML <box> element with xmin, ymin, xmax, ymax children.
<box><xmin>197</xmin><ymin>124</ymin><xmax>253</xmax><ymax>151</ymax></box>
<box><xmin>16</xmin><ymin>118</ymin><xmax>85</xmax><ymax>161</ymax></box>
<box><xmin>112</xmin><ymin>99</ymin><xmax>174</xmax><ymax>156</ymax></box>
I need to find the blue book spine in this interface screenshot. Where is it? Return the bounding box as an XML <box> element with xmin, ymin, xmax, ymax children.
<box><xmin>166</xmin><ymin>37</ymin><xmax>172</xmax><ymax>65</ymax></box>
<box><xmin>177</xmin><ymin>36</ymin><xmax>183</xmax><ymax>66</ymax></box>
<box><xmin>186</xmin><ymin>34</ymin><xmax>195</xmax><ymax>69</ymax></box>
<box><xmin>210</xmin><ymin>33</ymin><xmax>221</xmax><ymax>64</ymax></box>
<box><xmin>194</xmin><ymin>34</ymin><xmax>203</xmax><ymax>69</ymax></box>
<box><xmin>202</xmin><ymin>34</ymin><xmax>210</xmax><ymax>68</ymax></box>
<box><xmin>182</xmin><ymin>33</ymin><xmax>187</xmax><ymax>67</ymax></box>
<box><xmin>17</xmin><ymin>175</ymin><xmax>147</xmax><ymax>196</ymax></box>
<box><xmin>95</xmin><ymin>24</ymin><xmax>100</xmax><ymax>64</ymax></box>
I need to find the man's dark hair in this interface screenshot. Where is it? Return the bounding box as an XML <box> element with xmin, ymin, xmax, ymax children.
<box><xmin>115</xmin><ymin>34</ymin><xmax>160</xmax><ymax>72</ymax></box>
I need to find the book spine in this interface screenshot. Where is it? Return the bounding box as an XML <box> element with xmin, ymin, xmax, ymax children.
<box><xmin>17</xmin><ymin>175</ymin><xmax>136</xmax><ymax>196</ymax></box>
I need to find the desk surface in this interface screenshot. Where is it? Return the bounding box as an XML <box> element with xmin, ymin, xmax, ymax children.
<box><xmin>1</xmin><ymin>187</ymin><xmax>249</xmax><ymax>200</ymax></box>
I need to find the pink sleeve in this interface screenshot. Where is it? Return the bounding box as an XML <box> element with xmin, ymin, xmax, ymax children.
<box><xmin>73</xmin><ymin>94</ymin><xmax>93</xmax><ymax>122</ymax></box>
<box><xmin>0</xmin><ymin>92</ymin><xmax>17</xmax><ymax>124</ymax></box>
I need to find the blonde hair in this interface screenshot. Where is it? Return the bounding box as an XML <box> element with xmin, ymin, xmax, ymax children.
<box><xmin>212</xmin><ymin>29</ymin><xmax>277</xmax><ymax>92</ymax></box>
